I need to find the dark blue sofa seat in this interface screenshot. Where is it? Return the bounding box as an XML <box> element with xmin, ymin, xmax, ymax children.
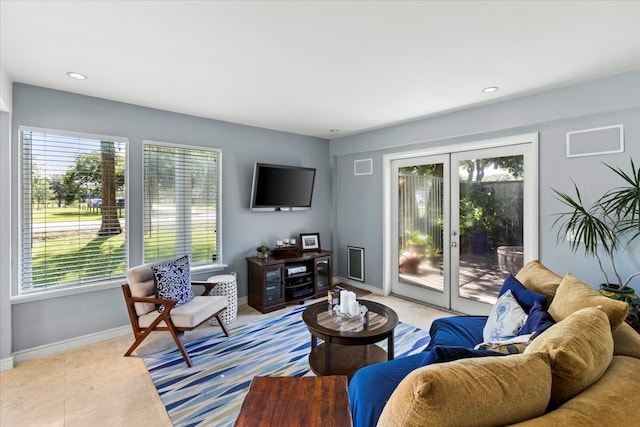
<box><xmin>424</xmin><ymin>315</ymin><xmax>487</xmax><ymax>350</ymax></box>
<box><xmin>349</xmin><ymin>315</ymin><xmax>492</xmax><ymax>427</ymax></box>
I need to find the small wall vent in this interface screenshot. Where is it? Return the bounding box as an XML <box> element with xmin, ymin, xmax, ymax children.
<box><xmin>347</xmin><ymin>246</ymin><xmax>365</xmax><ymax>282</ymax></box>
<box><xmin>566</xmin><ymin>124</ymin><xmax>624</xmax><ymax>158</ymax></box>
<box><xmin>354</xmin><ymin>158</ymin><xmax>373</xmax><ymax>176</ymax></box>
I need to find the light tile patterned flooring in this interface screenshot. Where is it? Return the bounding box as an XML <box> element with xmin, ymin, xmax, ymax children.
<box><xmin>0</xmin><ymin>294</ymin><xmax>450</xmax><ymax>426</ymax></box>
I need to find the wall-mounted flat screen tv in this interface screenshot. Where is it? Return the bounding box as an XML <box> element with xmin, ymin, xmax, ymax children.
<box><xmin>250</xmin><ymin>163</ymin><xmax>316</xmax><ymax>211</ymax></box>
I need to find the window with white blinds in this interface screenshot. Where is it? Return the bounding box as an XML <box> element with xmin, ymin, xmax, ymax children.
<box><xmin>143</xmin><ymin>141</ymin><xmax>220</xmax><ymax>265</ymax></box>
<box><xmin>20</xmin><ymin>127</ymin><xmax>127</xmax><ymax>292</ymax></box>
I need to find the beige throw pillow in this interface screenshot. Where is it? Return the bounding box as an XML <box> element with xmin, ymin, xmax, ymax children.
<box><xmin>548</xmin><ymin>273</ymin><xmax>628</xmax><ymax>330</ymax></box>
<box><xmin>515</xmin><ymin>260</ymin><xmax>562</xmax><ymax>304</ymax></box>
<box><xmin>525</xmin><ymin>306</ymin><xmax>614</xmax><ymax>408</ymax></box>
<box><xmin>377</xmin><ymin>352</ymin><xmax>551</xmax><ymax>427</ymax></box>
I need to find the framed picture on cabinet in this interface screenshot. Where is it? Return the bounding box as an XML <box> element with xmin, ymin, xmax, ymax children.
<box><xmin>300</xmin><ymin>233</ymin><xmax>321</xmax><ymax>251</ymax></box>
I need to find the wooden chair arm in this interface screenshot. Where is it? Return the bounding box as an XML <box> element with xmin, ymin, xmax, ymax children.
<box><xmin>191</xmin><ymin>281</ymin><xmax>216</xmax><ymax>296</ymax></box>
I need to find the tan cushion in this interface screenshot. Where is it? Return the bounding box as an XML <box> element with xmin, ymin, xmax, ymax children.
<box><xmin>138</xmin><ymin>295</ymin><xmax>227</xmax><ymax>329</ymax></box>
<box><xmin>510</xmin><ymin>356</ymin><xmax>640</xmax><ymax>426</ymax></box>
<box><xmin>377</xmin><ymin>352</ymin><xmax>551</xmax><ymax>427</ymax></box>
<box><xmin>548</xmin><ymin>273</ymin><xmax>628</xmax><ymax>330</ymax></box>
<box><xmin>126</xmin><ymin>263</ymin><xmax>157</xmax><ymax>315</ymax></box>
<box><xmin>515</xmin><ymin>260</ymin><xmax>562</xmax><ymax>304</ymax></box>
<box><xmin>524</xmin><ymin>306</ymin><xmax>613</xmax><ymax>408</ymax></box>
<box><xmin>613</xmin><ymin>322</ymin><xmax>640</xmax><ymax>358</ymax></box>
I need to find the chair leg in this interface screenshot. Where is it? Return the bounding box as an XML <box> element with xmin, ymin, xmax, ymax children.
<box><xmin>124</xmin><ymin>326</ymin><xmax>156</xmax><ymax>357</ymax></box>
<box><xmin>167</xmin><ymin>326</ymin><xmax>193</xmax><ymax>367</ymax></box>
<box><xmin>215</xmin><ymin>314</ymin><xmax>230</xmax><ymax>337</ymax></box>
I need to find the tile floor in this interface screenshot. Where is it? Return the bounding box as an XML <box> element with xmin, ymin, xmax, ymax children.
<box><xmin>0</xmin><ymin>294</ymin><xmax>450</xmax><ymax>427</ymax></box>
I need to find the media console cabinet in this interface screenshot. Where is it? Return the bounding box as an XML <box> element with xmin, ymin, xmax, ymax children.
<box><xmin>246</xmin><ymin>251</ymin><xmax>332</xmax><ymax>314</ymax></box>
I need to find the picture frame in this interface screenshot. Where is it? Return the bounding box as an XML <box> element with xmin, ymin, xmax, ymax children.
<box><xmin>300</xmin><ymin>233</ymin><xmax>321</xmax><ymax>251</ymax></box>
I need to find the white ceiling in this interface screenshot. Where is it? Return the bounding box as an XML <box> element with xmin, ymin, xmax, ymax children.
<box><xmin>1</xmin><ymin>1</ymin><xmax>639</xmax><ymax>139</ymax></box>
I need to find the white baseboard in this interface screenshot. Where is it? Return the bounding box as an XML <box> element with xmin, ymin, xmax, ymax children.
<box><xmin>8</xmin><ymin>296</ymin><xmax>246</xmax><ymax>368</ymax></box>
<box><xmin>12</xmin><ymin>325</ymin><xmax>131</xmax><ymax>366</ymax></box>
<box><xmin>334</xmin><ymin>276</ymin><xmax>386</xmax><ymax>295</ymax></box>
<box><xmin>0</xmin><ymin>355</ymin><xmax>14</xmax><ymax>371</ymax></box>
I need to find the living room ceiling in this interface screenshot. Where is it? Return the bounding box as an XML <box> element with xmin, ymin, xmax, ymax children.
<box><xmin>1</xmin><ymin>1</ymin><xmax>639</xmax><ymax>139</ymax></box>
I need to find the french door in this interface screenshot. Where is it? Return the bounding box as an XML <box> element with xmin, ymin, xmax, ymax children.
<box><xmin>388</xmin><ymin>136</ymin><xmax>537</xmax><ymax>315</ymax></box>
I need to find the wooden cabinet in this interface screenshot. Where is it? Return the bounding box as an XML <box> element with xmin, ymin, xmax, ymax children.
<box><xmin>247</xmin><ymin>251</ymin><xmax>332</xmax><ymax>314</ymax></box>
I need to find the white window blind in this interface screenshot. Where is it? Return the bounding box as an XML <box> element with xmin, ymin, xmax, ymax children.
<box><xmin>143</xmin><ymin>142</ymin><xmax>220</xmax><ymax>265</ymax></box>
<box><xmin>20</xmin><ymin>128</ymin><xmax>127</xmax><ymax>292</ymax></box>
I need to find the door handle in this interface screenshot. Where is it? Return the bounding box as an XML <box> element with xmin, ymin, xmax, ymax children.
<box><xmin>451</xmin><ymin>242</ymin><xmax>457</xmax><ymax>247</ymax></box>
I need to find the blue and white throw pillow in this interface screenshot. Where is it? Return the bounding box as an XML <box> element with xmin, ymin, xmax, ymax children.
<box><xmin>482</xmin><ymin>289</ymin><xmax>528</xmax><ymax>344</ymax></box>
<box><xmin>152</xmin><ymin>255</ymin><xmax>194</xmax><ymax>313</ymax></box>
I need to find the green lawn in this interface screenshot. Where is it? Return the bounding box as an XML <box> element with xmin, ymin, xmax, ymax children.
<box><xmin>30</xmin><ymin>226</ymin><xmax>215</xmax><ymax>288</ymax></box>
<box><xmin>32</xmin><ymin>205</ymin><xmax>124</xmax><ymax>223</ymax></box>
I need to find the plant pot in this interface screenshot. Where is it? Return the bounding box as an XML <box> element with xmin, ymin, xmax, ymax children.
<box><xmin>599</xmin><ymin>284</ymin><xmax>640</xmax><ymax>332</ymax></box>
<box><xmin>257</xmin><ymin>252</ymin><xmax>268</xmax><ymax>260</ymax></box>
<box><xmin>407</xmin><ymin>244</ymin><xmax>426</xmax><ymax>257</ymax></box>
<box><xmin>471</xmin><ymin>232</ymin><xmax>488</xmax><ymax>254</ymax></box>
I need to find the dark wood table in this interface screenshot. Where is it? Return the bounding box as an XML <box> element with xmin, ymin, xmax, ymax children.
<box><xmin>234</xmin><ymin>376</ymin><xmax>351</xmax><ymax>427</ymax></box>
<box><xmin>302</xmin><ymin>300</ymin><xmax>399</xmax><ymax>380</ymax></box>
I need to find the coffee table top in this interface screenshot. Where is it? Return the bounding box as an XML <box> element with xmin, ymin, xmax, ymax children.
<box><xmin>302</xmin><ymin>299</ymin><xmax>398</xmax><ymax>342</ymax></box>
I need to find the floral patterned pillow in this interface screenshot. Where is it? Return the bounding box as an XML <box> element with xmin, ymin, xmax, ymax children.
<box><xmin>483</xmin><ymin>289</ymin><xmax>528</xmax><ymax>344</ymax></box>
<box><xmin>152</xmin><ymin>255</ymin><xmax>193</xmax><ymax>313</ymax></box>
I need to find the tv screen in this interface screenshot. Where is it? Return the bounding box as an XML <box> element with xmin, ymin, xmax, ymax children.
<box><xmin>250</xmin><ymin>163</ymin><xmax>316</xmax><ymax>211</ymax></box>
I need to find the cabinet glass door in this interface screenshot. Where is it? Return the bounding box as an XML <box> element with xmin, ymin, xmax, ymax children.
<box><xmin>315</xmin><ymin>257</ymin><xmax>331</xmax><ymax>291</ymax></box>
<box><xmin>264</xmin><ymin>266</ymin><xmax>283</xmax><ymax>302</ymax></box>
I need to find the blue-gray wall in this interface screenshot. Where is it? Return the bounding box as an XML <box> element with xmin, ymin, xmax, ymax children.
<box><xmin>4</xmin><ymin>70</ymin><xmax>640</xmax><ymax>359</ymax></box>
<box><xmin>330</xmin><ymin>71</ymin><xmax>640</xmax><ymax>292</ymax></box>
<box><xmin>9</xmin><ymin>84</ymin><xmax>331</xmax><ymax>352</ymax></box>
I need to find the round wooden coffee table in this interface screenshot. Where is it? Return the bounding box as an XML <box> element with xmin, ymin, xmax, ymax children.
<box><xmin>302</xmin><ymin>300</ymin><xmax>399</xmax><ymax>379</ymax></box>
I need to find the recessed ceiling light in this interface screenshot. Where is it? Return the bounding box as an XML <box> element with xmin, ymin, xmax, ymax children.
<box><xmin>329</xmin><ymin>129</ymin><xmax>340</xmax><ymax>133</ymax></box>
<box><xmin>482</xmin><ymin>86</ymin><xmax>498</xmax><ymax>93</ymax></box>
<box><xmin>67</xmin><ymin>72</ymin><xmax>87</xmax><ymax>80</ymax></box>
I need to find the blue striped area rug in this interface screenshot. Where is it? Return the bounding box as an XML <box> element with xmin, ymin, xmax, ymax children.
<box><xmin>144</xmin><ymin>305</ymin><xmax>430</xmax><ymax>426</ymax></box>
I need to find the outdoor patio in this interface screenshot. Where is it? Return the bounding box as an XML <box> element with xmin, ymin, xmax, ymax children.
<box><xmin>398</xmin><ymin>250</ymin><xmax>521</xmax><ymax>305</ymax></box>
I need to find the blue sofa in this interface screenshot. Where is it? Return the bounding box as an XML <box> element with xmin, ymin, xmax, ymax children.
<box><xmin>349</xmin><ymin>316</ymin><xmax>493</xmax><ymax>427</ymax></box>
<box><xmin>348</xmin><ymin>260</ymin><xmax>640</xmax><ymax>426</ymax></box>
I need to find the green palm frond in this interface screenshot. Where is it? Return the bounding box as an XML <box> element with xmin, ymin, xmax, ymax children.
<box><xmin>551</xmin><ymin>158</ymin><xmax>640</xmax><ymax>289</ymax></box>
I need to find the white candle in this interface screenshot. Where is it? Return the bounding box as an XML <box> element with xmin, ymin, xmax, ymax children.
<box><xmin>290</xmin><ymin>238</ymin><xmax>296</xmax><ymax>245</ymax></box>
<box><xmin>276</xmin><ymin>240</ymin><xmax>283</xmax><ymax>246</ymax></box>
<box><xmin>349</xmin><ymin>300</ymin><xmax>359</xmax><ymax>316</ymax></box>
<box><xmin>283</xmin><ymin>238</ymin><xmax>290</xmax><ymax>245</ymax></box>
<box><xmin>340</xmin><ymin>290</ymin><xmax>350</xmax><ymax>315</ymax></box>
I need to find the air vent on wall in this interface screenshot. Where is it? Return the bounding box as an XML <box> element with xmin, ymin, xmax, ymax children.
<box><xmin>566</xmin><ymin>124</ymin><xmax>624</xmax><ymax>158</ymax></box>
<box><xmin>354</xmin><ymin>158</ymin><xmax>373</xmax><ymax>175</ymax></box>
<box><xmin>348</xmin><ymin>246</ymin><xmax>365</xmax><ymax>282</ymax></box>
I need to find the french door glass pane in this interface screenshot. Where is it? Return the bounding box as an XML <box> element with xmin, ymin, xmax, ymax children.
<box><xmin>457</xmin><ymin>155</ymin><xmax>524</xmax><ymax>304</ymax></box>
<box><xmin>398</xmin><ymin>163</ymin><xmax>444</xmax><ymax>292</ymax></box>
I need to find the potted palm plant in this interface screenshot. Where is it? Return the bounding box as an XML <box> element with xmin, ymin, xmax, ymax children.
<box><xmin>552</xmin><ymin>158</ymin><xmax>640</xmax><ymax>331</ymax></box>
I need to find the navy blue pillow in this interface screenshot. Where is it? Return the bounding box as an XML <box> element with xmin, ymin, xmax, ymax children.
<box><xmin>422</xmin><ymin>345</ymin><xmax>506</xmax><ymax>366</ymax></box>
<box><xmin>499</xmin><ymin>274</ymin><xmax>547</xmax><ymax>314</ymax></box>
<box><xmin>518</xmin><ymin>300</ymin><xmax>556</xmax><ymax>336</ymax></box>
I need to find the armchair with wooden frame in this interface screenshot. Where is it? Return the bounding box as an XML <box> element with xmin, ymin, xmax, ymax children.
<box><xmin>122</xmin><ymin>261</ymin><xmax>230</xmax><ymax>367</ymax></box>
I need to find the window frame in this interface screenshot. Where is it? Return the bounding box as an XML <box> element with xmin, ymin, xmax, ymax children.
<box><xmin>142</xmin><ymin>140</ymin><xmax>223</xmax><ymax>270</ymax></box>
<box><xmin>15</xmin><ymin>126</ymin><xmax>130</xmax><ymax>300</ymax></box>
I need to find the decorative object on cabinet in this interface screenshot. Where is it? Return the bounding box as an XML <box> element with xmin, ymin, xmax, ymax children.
<box><xmin>256</xmin><ymin>244</ymin><xmax>269</xmax><ymax>259</ymax></box>
<box><xmin>300</xmin><ymin>232</ymin><xmax>321</xmax><ymax>251</ymax></box>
